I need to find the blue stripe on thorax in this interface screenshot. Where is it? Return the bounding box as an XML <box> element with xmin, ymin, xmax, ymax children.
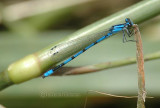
<box><xmin>113</xmin><ymin>24</ymin><xmax>125</xmax><ymax>28</ymax></box>
<box><xmin>112</xmin><ymin>28</ymin><xmax>123</xmax><ymax>33</ymax></box>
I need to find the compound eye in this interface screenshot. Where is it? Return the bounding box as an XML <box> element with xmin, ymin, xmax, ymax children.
<box><xmin>125</xmin><ymin>18</ymin><xmax>130</xmax><ymax>22</ymax></box>
<box><xmin>125</xmin><ymin>18</ymin><xmax>128</xmax><ymax>22</ymax></box>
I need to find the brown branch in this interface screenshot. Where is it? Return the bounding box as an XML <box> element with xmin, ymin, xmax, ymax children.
<box><xmin>51</xmin><ymin>51</ymin><xmax>160</xmax><ymax>76</ymax></box>
<box><xmin>134</xmin><ymin>24</ymin><xmax>146</xmax><ymax>108</ymax></box>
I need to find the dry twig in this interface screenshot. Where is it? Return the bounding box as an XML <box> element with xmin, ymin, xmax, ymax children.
<box><xmin>134</xmin><ymin>24</ymin><xmax>146</xmax><ymax>108</ymax></box>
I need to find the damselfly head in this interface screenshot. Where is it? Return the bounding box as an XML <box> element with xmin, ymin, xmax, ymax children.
<box><xmin>125</xmin><ymin>18</ymin><xmax>134</xmax><ymax>27</ymax></box>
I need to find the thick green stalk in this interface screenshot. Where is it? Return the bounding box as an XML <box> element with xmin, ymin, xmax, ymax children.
<box><xmin>0</xmin><ymin>0</ymin><xmax>160</xmax><ymax>91</ymax></box>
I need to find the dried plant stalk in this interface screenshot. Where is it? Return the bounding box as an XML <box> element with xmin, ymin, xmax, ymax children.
<box><xmin>134</xmin><ymin>24</ymin><xmax>146</xmax><ymax>108</ymax></box>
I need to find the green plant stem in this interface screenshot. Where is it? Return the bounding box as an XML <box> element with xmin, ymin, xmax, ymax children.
<box><xmin>0</xmin><ymin>0</ymin><xmax>160</xmax><ymax>91</ymax></box>
<box><xmin>52</xmin><ymin>51</ymin><xmax>160</xmax><ymax>75</ymax></box>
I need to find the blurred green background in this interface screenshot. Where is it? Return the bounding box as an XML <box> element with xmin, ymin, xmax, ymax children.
<box><xmin>0</xmin><ymin>0</ymin><xmax>160</xmax><ymax>108</ymax></box>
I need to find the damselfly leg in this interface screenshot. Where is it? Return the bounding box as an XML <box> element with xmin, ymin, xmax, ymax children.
<box><xmin>122</xmin><ymin>27</ymin><xmax>135</xmax><ymax>43</ymax></box>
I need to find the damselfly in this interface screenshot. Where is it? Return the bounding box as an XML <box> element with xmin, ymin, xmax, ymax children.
<box><xmin>42</xmin><ymin>18</ymin><xmax>134</xmax><ymax>78</ymax></box>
